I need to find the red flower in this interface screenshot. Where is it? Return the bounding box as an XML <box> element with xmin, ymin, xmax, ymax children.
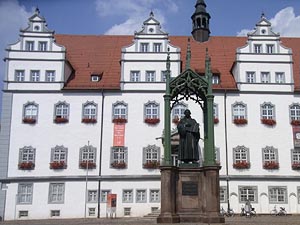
<box><xmin>172</xmin><ymin>116</ymin><xmax>180</xmax><ymax>124</ymax></box>
<box><xmin>233</xmin><ymin>118</ymin><xmax>248</xmax><ymax>125</ymax></box>
<box><xmin>54</xmin><ymin>117</ymin><xmax>69</xmax><ymax>123</ymax></box>
<box><xmin>23</xmin><ymin>117</ymin><xmax>36</xmax><ymax>124</ymax></box>
<box><xmin>263</xmin><ymin>161</ymin><xmax>279</xmax><ymax>169</ymax></box>
<box><xmin>50</xmin><ymin>161</ymin><xmax>66</xmax><ymax>169</ymax></box>
<box><xmin>291</xmin><ymin>120</ymin><xmax>300</xmax><ymax>126</ymax></box>
<box><xmin>233</xmin><ymin>161</ymin><xmax>250</xmax><ymax>169</ymax></box>
<box><xmin>112</xmin><ymin>118</ymin><xmax>127</xmax><ymax>123</ymax></box>
<box><xmin>261</xmin><ymin>118</ymin><xmax>276</xmax><ymax>126</ymax></box>
<box><xmin>143</xmin><ymin>161</ymin><xmax>160</xmax><ymax>169</ymax></box>
<box><xmin>82</xmin><ymin>118</ymin><xmax>97</xmax><ymax>124</ymax></box>
<box><xmin>111</xmin><ymin>161</ymin><xmax>127</xmax><ymax>169</ymax></box>
<box><xmin>144</xmin><ymin>118</ymin><xmax>160</xmax><ymax>125</ymax></box>
<box><xmin>214</xmin><ymin>118</ymin><xmax>219</xmax><ymax>124</ymax></box>
<box><xmin>292</xmin><ymin>162</ymin><xmax>300</xmax><ymax>170</ymax></box>
<box><xmin>18</xmin><ymin>162</ymin><xmax>35</xmax><ymax>170</ymax></box>
<box><xmin>80</xmin><ymin>161</ymin><xmax>96</xmax><ymax>169</ymax></box>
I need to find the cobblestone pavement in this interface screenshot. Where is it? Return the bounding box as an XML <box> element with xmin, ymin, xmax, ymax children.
<box><xmin>1</xmin><ymin>215</ymin><xmax>300</xmax><ymax>225</ymax></box>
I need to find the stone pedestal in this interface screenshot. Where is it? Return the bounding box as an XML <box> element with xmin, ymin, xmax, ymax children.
<box><xmin>157</xmin><ymin>165</ymin><xmax>224</xmax><ymax>223</ymax></box>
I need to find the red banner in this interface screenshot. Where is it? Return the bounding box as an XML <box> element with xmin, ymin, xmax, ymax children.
<box><xmin>113</xmin><ymin>123</ymin><xmax>125</xmax><ymax>146</ymax></box>
<box><xmin>293</xmin><ymin>126</ymin><xmax>300</xmax><ymax>148</ymax></box>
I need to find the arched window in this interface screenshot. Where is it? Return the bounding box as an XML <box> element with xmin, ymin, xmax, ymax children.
<box><xmin>23</xmin><ymin>102</ymin><xmax>38</xmax><ymax>124</ymax></box>
<box><xmin>82</xmin><ymin>101</ymin><xmax>97</xmax><ymax>123</ymax></box>
<box><xmin>54</xmin><ymin>101</ymin><xmax>69</xmax><ymax>123</ymax></box>
<box><xmin>233</xmin><ymin>146</ymin><xmax>250</xmax><ymax>169</ymax></box>
<box><xmin>261</xmin><ymin>102</ymin><xmax>275</xmax><ymax>120</ymax></box>
<box><xmin>143</xmin><ymin>145</ymin><xmax>160</xmax><ymax>169</ymax></box>
<box><xmin>290</xmin><ymin>103</ymin><xmax>300</xmax><ymax>122</ymax></box>
<box><xmin>112</xmin><ymin>101</ymin><xmax>128</xmax><ymax>122</ymax></box>
<box><xmin>172</xmin><ymin>103</ymin><xmax>187</xmax><ymax>119</ymax></box>
<box><xmin>262</xmin><ymin>146</ymin><xmax>279</xmax><ymax>169</ymax></box>
<box><xmin>50</xmin><ymin>145</ymin><xmax>68</xmax><ymax>169</ymax></box>
<box><xmin>79</xmin><ymin>145</ymin><xmax>97</xmax><ymax>169</ymax></box>
<box><xmin>18</xmin><ymin>146</ymin><xmax>36</xmax><ymax>170</ymax></box>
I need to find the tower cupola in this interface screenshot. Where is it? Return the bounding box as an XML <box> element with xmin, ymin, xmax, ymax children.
<box><xmin>191</xmin><ymin>0</ymin><xmax>211</xmax><ymax>42</ymax></box>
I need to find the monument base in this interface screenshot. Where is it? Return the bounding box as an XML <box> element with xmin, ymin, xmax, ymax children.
<box><xmin>157</xmin><ymin>165</ymin><xmax>224</xmax><ymax>223</ymax></box>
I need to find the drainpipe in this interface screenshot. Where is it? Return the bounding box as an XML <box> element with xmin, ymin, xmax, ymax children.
<box><xmin>224</xmin><ymin>89</ymin><xmax>230</xmax><ymax>212</ymax></box>
<box><xmin>97</xmin><ymin>90</ymin><xmax>105</xmax><ymax>218</ymax></box>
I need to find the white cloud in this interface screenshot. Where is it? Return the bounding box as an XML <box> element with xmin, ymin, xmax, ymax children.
<box><xmin>237</xmin><ymin>7</ymin><xmax>300</xmax><ymax>37</ymax></box>
<box><xmin>95</xmin><ymin>0</ymin><xmax>177</xmax><ymax>35</ymax></box>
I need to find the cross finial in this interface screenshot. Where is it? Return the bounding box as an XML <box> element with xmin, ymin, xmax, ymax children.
<box><xmin>150</xmin><ymin>10</ymin><xmax>154</xmax><ymax>17</ymax></box>
<box><xmin>35</xmin><ymin>6</ymin><xmax>40</xmax><ymax>15</ymax></box>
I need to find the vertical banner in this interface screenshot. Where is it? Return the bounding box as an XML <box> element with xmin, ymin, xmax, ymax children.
<box><xmin>293</xmin><ymin>126</ymin><xmax>300</xmax><ymax>148</ymax></box>
<box><xmin>113</xmin><ymin>123</ymin><xmax>125</xmax><ymax>146</ymax></box>
<box><xmin>106</xmin><ymin>194</ymin><xmax>117</xmax><ymax>218</ymax></box>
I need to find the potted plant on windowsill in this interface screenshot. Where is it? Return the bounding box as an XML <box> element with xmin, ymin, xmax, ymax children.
<box><xmin>143</xmin><ymin>161</ymin><xmax>160</xmax><ymax>169</ymax></box>
<box><xmin>233</xmin><ymin>118</ymin><xmax>248</xmax><ymax>125</ymax></box>
<box><xmin>18</xmin><ymin>162</ymin><xmax>35</xmax><ymax>170</ymax></box>
<box><xmin>23</xmin><ymin>117</ymin><xmax>36</xmax><ymax>124</ymax></box>
<box><xmin>112</xmin><ymin>117</ymin><xmax>127</xmax><ymax>123</ymax></box>
<box><xmin>291</xmin><ymin>120</ymin><xmax>300</xmax><ymax>126</ymax></box>
<box><xmin>82</xmin><ymin>118</ymin><xmax>97</xmax><ymax>124</ymax></box>
<box><xmin>111</xmin><ymin>161</ymin><xmax>127</xmax><ymax>169</ymax></box>
<box><xmin>261</xmin><ymin>118</ymin><xmax>276</xmax><ymax>126</ymax></box>
<box><xmin>233</xmin><ymin>161</ymin><xmax>250</xmax><ymax>169</ymax></box>
<box><xmin>79</xmin><ymin>161</ymin><xmax>96</xmax><ymax>169</ymax></box>
<box><xmin>144</xmin><ymin>118</ymin><xmax>160</xmax><ymax>125</ymax></box>
<box><xmin>50</xmin><ymin>161</ymin><xmax>66</xmax><ymax>169</ymax></box>
<box><xmin>54</xmin><ymin>117</ymin><xmax>69</xmax><ymax>123</ymax></box>
<box><xmin>214</xmin><ymin>118</ymin><xmax>219</xmax><ymax>124</ymax></box>
<box><xmin>292</xmin><ymin>162</ymin><xmax>300</xmax><ymax>170</ymax></box>
<box><xmin>263</xmin><ymin>161</ymin><xmax>279</xmax><ymax>169</ymax></box>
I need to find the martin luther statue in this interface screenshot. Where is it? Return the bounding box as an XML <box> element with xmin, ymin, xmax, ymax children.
<box><xmin>177</xmin><ymin>109</ymin><xmax>200</xmax><ymax>163</ymax></box>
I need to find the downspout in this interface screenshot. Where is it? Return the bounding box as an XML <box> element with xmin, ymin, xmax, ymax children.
<box><xmin>224</xmin><ymin>89</ymin><xmax>230</xmax><ymax>212</ymax></box>
<box><xmin>97</xmin><ymin>89</ymin><xmax>105</xmax><ymax>218</ymax></box>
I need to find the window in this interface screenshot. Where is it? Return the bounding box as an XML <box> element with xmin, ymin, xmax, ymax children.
<box><xmin>30</xmin><ymin>70</ymin><xmax>40</xmax><ymax>82</ymax></box>
<box><xmin>19</xmin><ymin>146</ymin><xmax>35</xmax><ymax>166</ymax></box>
<box><xmin>15</xmin><ymin>70</ymin><xmax>25</xmax><ymax>82</ymax></box>
<box><xmin>38</xmin><ymin>41</ymin><xmax>47</xmax><ymax>51</ymax></box>
<box><xmin>88</xmin><ymin>190</ymin><xmax>98</xmax><ymax>203</ymax></box>
<box><xmin>239</xmin><ymin>186</ymin><xmax>257</xmax><ymax>203</ymax></box>
<box><xmin>122</xmin><ymin>189</ymin><xmax>133</xmax><ymax>203</ymax></box>
<box><xmin>212</xmin><ymin>75</ymin><xmax>220</xmax><ymax>84</ymax></box>
<box><xmin>261</xmin><ymin>72</ymin><xmax>270</xmax><ymax>83</ymax></box>
<box><xmin>215</xmin><ymin>147</ymin><xmax>220</xmax><ymax>165</ymax></box>
<box><xmin>153</xmin><ymin>43</ymin><xmax>162</xmax><ymax>52</ymax></box>
<box><xmin>112</xmin><ymin>101</ymin><xmax>128</xmax><ymax>122</ymax></box>
<box><xmin>298</xmin><ymin>187</ymin><xmax>300</xmax><ymax>204</ymax></box>
<box><xmin>146</xmin><ymin>71</ymin><xmax>156</xmax><ymax>82</ymax></box>
<box><xmin>269</xmin><ymin>187</ymin><xmax>287</xmax><ymax>204</ymax></box>
<box><xmin>172</xmin><ymin>103</ymin><xmax>187</xmax><ymax>120</ymax></box>
<box><xmin>54</xmin><ymin>101</ymin><xmax>69</xmax><ymax>122</ymax></box>
<box><xmin>124</xmin><ymin>207</ymin><xmax>131</xmax><ymax>216</ymax></box>
<box><xmin>254</xmin><ymin>44</ymin><xmax>262</xmax><ymax>53</ymax></box>
<box><xmin>18</xmin><ymin>184</ymin><xmax>33</xmax><ymax>204</ymax></box>
<box><xmin>49</xmin><ymin>183</ymin><xmax>65</xmax><ymax>203</ymax></box>
<box><xmin>291</xmin><ymin>149</ymin><xmax>300</xmax><ymax>166</ymax></box>
<box><xmin>136</xmin><ymin>189</ymin><xmax>147</xmax><ymax>203</ymax></box>
<box><xmin>91</xmin><ymin>75</ymin><xmax>101</xmax><ymax>82</ymax></box>
<box><xmin>50</xmin><ymin>210</ymin><xmax>60</xmax><ymax>217</ymax></box>
<box><xmin>213</xmin><ymin>104</ymin><xmax>218</xmax><ymax>119</ymax></box>
<box><xmin>19</xmin><ymin>211</ymin><xmax>29</xmax><ymax>218</ymax></box>
<box><xmin>88</xmin><ymin>208</ymin><xmax>96</xmax><ymax>216</ymax></box>
<box><xmin>220</xmin><ymin>186</ymin><xmax>227</xmax><ymax>203</ymax></box>
<box><xmin>266</xmin><ymin>44</ymin><xmax>274</xmax><ymax>54</ymax></box>
<box><xmin>262</xmin><ymin>146</ymin><xmax>278</xmax><ymax>167</ymax></box>
<box><xmin>79</xmin><ymin>145</ymin><xmax>97</xmax><ymax>168</ymax></box>
<box><xmin>290</xmin><ymin>104</ymin><xmax>300</xmax><ymax>121</ymax></box>
<box><xmin>150</xmin><ymin>189</ymin><xmax>160</xmax><ymax>203</ymax></box>
<box><xmin>140</xmin><ymin>43</ymin><xmax>149</xmax><ymax>52</ymax></box>
<box><xmin>82</xmin><ymin>102</ymin><xmax>97</xmax><ymax>120</ymax></box>
<box><xmin>46</xmin><ymin>71</ymin><xmax>55</xmax><ymax>82</ymax></box>
<box><xmin>161</xmin><ymin>70</ymin><xmax>168</xmax><ymax>82</ymax></box>
<box><xmin>144</xmin><ymin>101</ymin><xmax>159</xmax><ymax>119</ymax></box>
<box><xmin>23</xmin><ymin>102</ymin><xmax>38</xmax><ymax>122</ymax></box>
<box><xmin>232</xmin><ymin>102</ymin><xmax>247</xmax><ymax>120</ymax></box>
<box><xmin>275</xmin><ymin>72</ymin><xmax>285</xmax><ymax>83</ymax></box>
<box><xmin>233</xmin><ymin>146</ymin><xmax>250</xmax><ymax>169</ymax></box>
<box><xmin>50</xmin><ymin>145</ymin><xmax>67</xmax><ymax>168</ymax></box>
<box><xmin>261</xmin><ymin>103</ymin><xmax>275</xmax><ymax>120</ymax></box>
<box><xmin>143</xmin><ymin>145</ymin><xmax>160</xmax><ymax>168</ymax></box>
<box><xmin>130</xmin><ymin>71</ymin><xmax>140</xmax><ymax>82</ymax></box>
<box><xmin>100</xmin><ymin>190</ymin><xmax>111</xmax><ymax>203</ymax></box>
<box><xmin>246</xmin><ymin>71</ymin><xmax>255</xmax><ymax>83</ymax></box>
<box><xmin>111</xmin><ymin>147</ymin><xmax>128</xmax><ymax>168</ymax></box>
<box><xmin>25</xmin><ymin>41</ymin><xmax>34</xmax><ymax>51</ymax></box>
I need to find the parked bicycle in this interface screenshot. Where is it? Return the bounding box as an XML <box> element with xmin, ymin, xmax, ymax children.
<box><xmin>240</xmin><ymin>205</ymin><xmax>256</xmax><ymax>217</ymax></box>
<box><xmin>270</xmin><ymin>205</ymin><xmax>287</xmax><ymax>216</ymax></box>
<box><xmin>220</xmin><ymin>206</ymin><xmax>234</xmax><ymax>217</ymax></box>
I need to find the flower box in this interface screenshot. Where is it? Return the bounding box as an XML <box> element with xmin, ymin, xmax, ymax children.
<box><xmin>172</xmin><ymin>117</ymin><xmax>180</xmax><ymax>124</ymax></box>
<box><xmin>214</xmin><ymin>118</ymin><xmax>219</xmax><ymax>124</ymax></box>
<box><xmin>143</xmin><ymin>161</ymin><xmax>160</xmax><ymax>169</ymax></box>
<box><xmin>23</xmin><ymin>117</ymin><xmax>36</xmax><ymax>124</ymax></box>
<box><xmin>112</xmin><ymin>118</ymin><xmax>127</xmax><ymax>123</ymax></box>
<box><xmin>18</xmin><ymin>162</ymin><xmax>35</xmax><ymax>170</ymax></box>
<box><xmin>261</xmin><ymin>118</ymin><xmax>276</xmax><ymax>126</ymax></box>
<box><xmin>233</xmin><ymin>161</ymin><xmax>250</xmax><ymax>169</ymax></box>
<box><xmin>292</xmin><ymin>162</ymin><xmax>300</xmax><ymax>170</ymax></box>
<box><xmin>50</xmin><ymin>161</ymin><xmax>66</xmax><ymax>169</ymax></box>
<box><xmin>263</xmin><ymin>161</ymin><xmax>279</xmax><ymax>169</ymax></box>
<box><xmin>144</xmin><ymin>118</ymin><xmax>160</xmax><ymax>125</ymax></box>
<box><xmin>54</xmin><ymin>117</ymin><xmax>69</xmax><ymax>123</ymax></box>
<box><xmin>111</xmin><ymin>161</ymin><xmax>127</xmax><ymax>169</ymax></box>
<box><xmin>233</xmin><ymin>118</ymin><xmax>248</xmax><ymax>125</ymax></box>
<box><xmin>291</xmin><ymin>120</ymin><xmax>300</xmax><ymax>126</ymax></box>
<box><xmin>82</xmin><ymin>118</ymin><xmax>97</xmax><ymax>124</ymax></box>
<box><xmin>79</xmin><ymin>161</ymin><xmax>96</xmax><ymax>169</ymax></box>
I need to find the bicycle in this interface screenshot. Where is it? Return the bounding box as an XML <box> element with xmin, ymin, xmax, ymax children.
<box><xmin>270</xmin><ymin>205</ymin><xmax>287</xmax><ymax>216</ymax></box>
<box><xmin>240</xmin><ymin>206</ymin><xmax>256</xmax><ymax>217</ymax></box>
<box><xmin>220</xmin><ymin>206</ymin><xmax>234</xmax><ymax>217</ymax></box>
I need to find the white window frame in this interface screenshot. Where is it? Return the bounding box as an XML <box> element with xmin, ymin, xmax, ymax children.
<box><xmin>25</xmin><ymin>41</ymin><xmax>34</xmax><ymax>51</ymax></box>
<box><xmin>262</xmin><ymin>146</ymin><xmax>278</xmax><ymax>163</ymax></box>
<box><xmin>54</xmin><ymin>101</ymin><xmax>69</xmax><ymax>119</ymax></box>
<box><xmin>153</xmin><ymin>43</ymin><xmax>162</xmax><ymax>52</ymax></box>
<box><xmin>144</xmin><ymin>101</ymin><xmax>159</xmax><ymax>119</ymax></box>
<box><xmin>291</xmin><ymin>149</ymin><xmax>300</xmax><ymax>164</ymax></box>
<box><xmin>51</xmin><ymin>145</ymin><xmax>68</xmax><ymax>163</ymax></box>
<box><xmin>79</xmin><ymin>145</ymin><xmax>97</xmax><ymax>164</ymax></box>
<box><xmin>261</xmin><ymin>102</ymin><xmax>275</xmax><ymax>120</ymax></box>
<box><xmin>261</xmin><ymin>72</ymin><xmax>270</xmax><ymax>83</ymax></box>
<box><xmin>246</xmin><ymin>71</ymin><xmax>255</xmax><ymax>83</ymax></box>
<box><xmin>212</xmin><ymin>75</ymin><xmax>220</xmax><ymax>84</ymax></box>
<box><xmin>130</xmin><ymin>71</ymin><xmax>140</xmax><ymax>82</ymax></box>
<box><xmin>15</xmin><ymin>70</ymin><xmax>25</xmax><ymax>82</ymax></box>
<box><xmin>220</xmin><ymin>186</ymin><xmax>227</xmax><ymax>203</ymax></box>
<box><xmin>23</xmin><ymin>102</ymin><xmax>38</xmax><ymax>120</ymax></box>
<box><xmin>140</xmin><ymin>43</ymin><xmax>149</xmax><ymax>52</ymax></box>
<box><xmin>48</xmin><ymin>183</ymin><xmax>65</xmax><ymax>204</ymax></box>
<box><xmin>110</xmin><ymin>147</ymin><xmax>128</xmax><ymax>166</ymax></box>
<box><xmin>112</xmin><ymin>101</ymin><xmax>128</xmax><ymax>120</ymax></box>
<box><xmin>254</xmin><ymin>44</ymin><xmax>262</xmax><ymax>53</ymax></box>
<box><xmin>30</xmin><ymin>70</ymin><xmax>40</xmax><ymax>82</ymax></box>
<box><xmin>136</xmin><ymin>189</ymin><xmax>147</xmax><ymax>203</ymax></box>
<box><xmin>149</xmin><ymin>189</ymin><xmax>160</xmax><ymax>203</ymax></box>
<box><xmin>82</xmin><ymin>102</ymin><xmax>97</xmax><ymax>119</ymax></box>
<box><xmin>19</xmin><ymin>146</ymin><xmax>35</xmax><ymax>164</ymax></box>
<box><xmin>172</xmin><ymin>103</ymin><xmax>187</xmax><ymax>119</ymax></box>
<box><xmin>268</xmin><ymin>186</ymin><xmax>287</xmax><ymax>204</ymax></box>
<box><xmin>213</xmin><ymin>104</ymin><xmax>218</xmax><ymax>119</ymax></box>
<box><xmin>100</xmin><ymin>190</ymin><xmax>111</xmax><ymax>203</ymax></box>
<box><xmin>266</xmin><ymin>44</ymin><xmax>274</xmax><ymax>54</ymax></box>
<box><xmin>38</xmin><ymin>41</ymin><xmax>47</xmax><ymax>51</ymax></box>
<box><xmin>290</xmin><ymin>104</ymin><xmax>300</xmax><ymax>121</ymax></box>
<box><xmin>143</xmin><ymin>145</ymin><xmax>160</xmax><ymax>165</ymax></box>
<box><xmin>46</xmin><ymin>70</ymin><xmax>55</xmax><ymax>82</ymax></box>
<box><xmin>88</xmin><ymin>208</ymin><xmax>96</xmax><ymax>216</ymax></box>
<box><xmin>161</xmin><ymin>70</ymin><xmax>168</xmax><ymax>82</ymax></box>
<box><xmin>146</xmin><ymin>71</ymin><xmax>156</xmax><ymax>82</ymax></box>
<box><xmin>122</xmin><ymin>189</ymin><xmax>133</xmax><ymax>203</ymax></box>
<box><xmin>232</xmin><ymin>102</ymin><xmax>247</xmax><ymax>120</ymax></box>
<box><xmin>239</xmin><ymin>186</ymin><xmax>258</xmax><ymax>203</ymax></box>
<box><xmin>233</xmin><ymin>146</ymin><xmax>249</xmax><ymax>164</ymax></box>
<box><xmin>17</xmin><ymin>183</ymin><xmax>33</xmax><ymax>204</ymax></box>
<box><xmin>275</xmin><ymin>72</ymin><xmax>285</xmax><ymax>83</ymax></box>
<box><xmin>87</xmin><ymin>190</ymin><xmax>98</xmax><ymax>203</ymax></box>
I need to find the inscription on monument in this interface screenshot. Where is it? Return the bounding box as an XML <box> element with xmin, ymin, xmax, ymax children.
<box><xmin>182</xmin><ymin>181</ymin><xmax>198</xmax><ymax>196</ymax></box>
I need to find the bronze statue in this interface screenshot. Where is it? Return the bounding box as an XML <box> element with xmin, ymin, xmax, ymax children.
<box><xmin>177</xmin><ymin>109</ymin><xmax>200</xmax><ymax>163</ymax></box>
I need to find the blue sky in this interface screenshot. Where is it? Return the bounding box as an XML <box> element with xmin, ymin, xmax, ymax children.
<box><xmin>0</xmin><ymin>0</ymin><xmax>300</xmax><ymax>110</ymax></box>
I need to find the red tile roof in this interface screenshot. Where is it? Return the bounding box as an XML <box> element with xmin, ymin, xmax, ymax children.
<box><xmin>54</xmin><ymin>35</ymin><xmax>300</xmax><ymax>92</ymax></box>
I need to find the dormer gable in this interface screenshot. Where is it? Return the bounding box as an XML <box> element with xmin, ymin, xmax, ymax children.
<box><xmin>135</xmin><ymin>11</ymin><xmax>167</xmax><ymax>36</ymax></box>
<box><xmin>248</xmin><ymin>13</ymin><xmax>278</xmax><ymax>37</ymax></box>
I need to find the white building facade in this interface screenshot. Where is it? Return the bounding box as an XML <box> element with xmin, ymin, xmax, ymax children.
<box><xmin>1</xmin><ymin>4</ymin><xmax>300</xmax><ymax>220</ymax></box>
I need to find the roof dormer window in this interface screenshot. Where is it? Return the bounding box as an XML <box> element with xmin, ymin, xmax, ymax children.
<box><xmin>140</xmin><ymin>43</ymin><xmax>149</xmax><ymax>52</ymax></box>
<box><xmin>254</xmin><ymin>44</ymin><xmax>262</xmax><ymax>53</ymax></box>
<box><xmin>25</xmin><ymin>41</ymin><xmax>34</xmax><ymax>51</ymax></box>
<box><xmin>266</xmin><ymin>44</ymin><xmax>274</xmax><ymax>54</ymax></box>
<box><xmin>153</xmin><ymin>43</ymin><xmax>162</xmax><ymax>52</ymax></box>
<box><xmin>91</xmin><ymin>74</ymin><xmax>102</xmax><ymax>82</ymax></box>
